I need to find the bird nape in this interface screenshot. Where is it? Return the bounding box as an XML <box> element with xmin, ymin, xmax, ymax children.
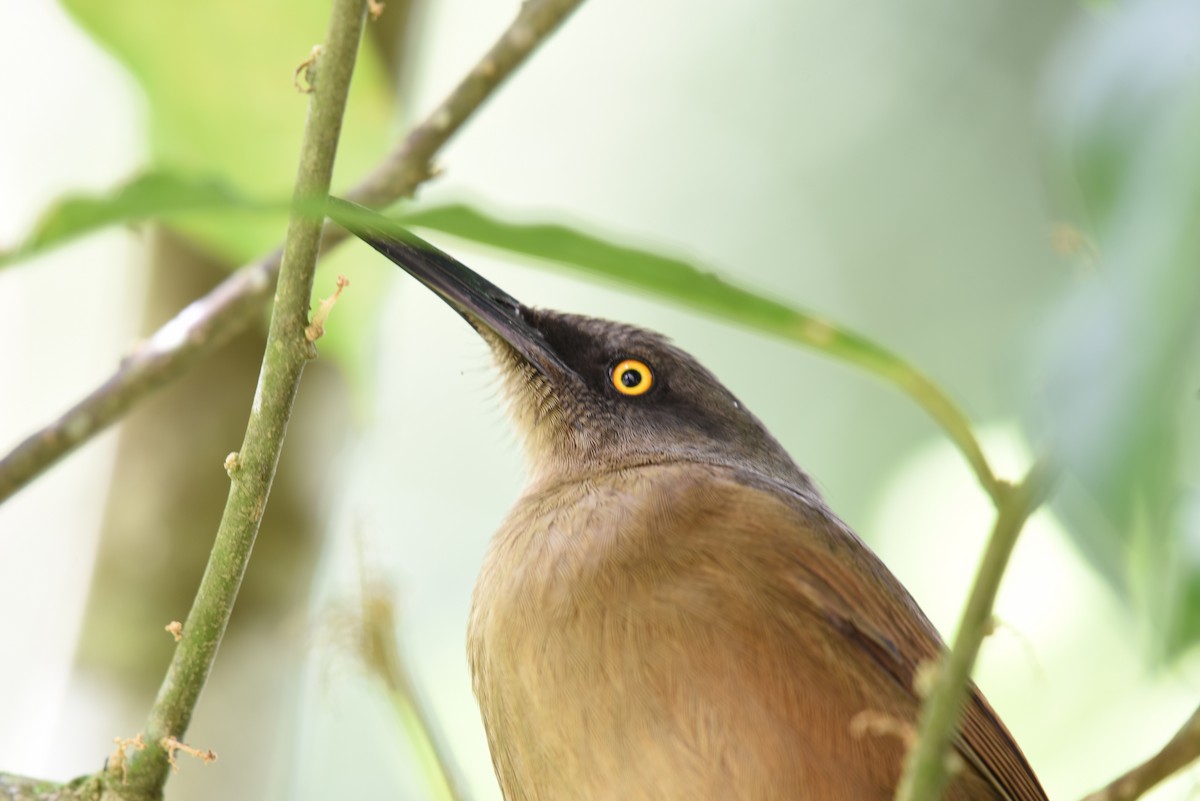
<box><xmin>329</xmin><ymin>198</ymin><xmax>1047</xmax><ymax>801</ymax></box>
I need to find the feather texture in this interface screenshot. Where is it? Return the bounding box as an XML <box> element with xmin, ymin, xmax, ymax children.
<box><xmin>469</xmin><ymin>462</ymin><xmax>1046</xmax><ymax>801</ymax></box>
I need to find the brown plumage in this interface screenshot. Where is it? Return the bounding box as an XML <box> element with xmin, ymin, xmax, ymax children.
<box><xmin>333</xmin><ymin>200</ymin><xmax>1047</xmax><ymax>801</ymax></box>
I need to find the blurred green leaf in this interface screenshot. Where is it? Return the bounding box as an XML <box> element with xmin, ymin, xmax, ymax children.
<box><xmin>5</xmin><ymin>169</ymin><xmax>1001</xmax><ymax>500</ymax></box>
<box><xmin>1041</xmin><ymin>0</ymin><xmax>1200</xmax><ymax>659</ymax></box>
<box><xmin>0</xmin><ymin>164</ymin><xmax>383</xmax><ymax>397</ymax></box>
<box><xmin>62</xmin><ymin>0</ymin><xmax>394</xmax><ymax>262</ymax></box>
<box><xmin>0</xmin><ymin>172</ymin><xmax>282</xmax><ymax>267</ymax></box>
<box><xmin>59</xmin><ymin>0</ymin><xmax>397</xmax><ymax>387</ymax></box>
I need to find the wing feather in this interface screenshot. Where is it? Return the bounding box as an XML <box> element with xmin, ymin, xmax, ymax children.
<box><xmin>721</xmin><ymin>472</ymin><xmax>1048</xmax><ymax>801</ymax></box>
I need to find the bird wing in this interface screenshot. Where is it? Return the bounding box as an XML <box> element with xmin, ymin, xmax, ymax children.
<box><xmin>758</xmin><ymin>480</ymin><xmax>1048</xmax><ymax>801</ymax></box>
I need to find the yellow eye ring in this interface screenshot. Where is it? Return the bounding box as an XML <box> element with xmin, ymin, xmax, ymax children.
<box><xmin>611</xmin><ymin>358</ymin><xmax>654</xmax><ymax>396</ymax></box>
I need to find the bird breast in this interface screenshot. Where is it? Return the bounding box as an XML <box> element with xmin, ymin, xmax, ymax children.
<box><xmin>466</xmin><ymin>461</ymin><xmax>932</xmax><ymax>801</ymax></box>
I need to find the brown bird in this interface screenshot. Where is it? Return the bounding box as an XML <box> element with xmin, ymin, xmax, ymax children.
<box><xmin>331</xmin><ymin>200</ymin><xmax>1047</xmax><ymax>801</ymax></box>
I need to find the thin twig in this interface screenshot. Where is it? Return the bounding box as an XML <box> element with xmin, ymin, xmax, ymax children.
<box><xmin>355</xmin><ymin>566</ymin><xmax>468</xmax><ymax>801</ymax></box>
<box><xmin>882</xmin><ymin>365</ymin><xmax>1002</xmax><ymax>505</ymax></box>
<box><xmin>1080</xmin><ymin>704</ymin><xmax>1200</xmax><ymax>801</ymax></box>
<box><xmin>305</xmin><ymin>274</ymin><xmax>350</xmax><ymax>341</ymax></box>
<box><xmin>0</xmin><ymin>772</ymin><xmax>112</xmax><ymax>801</ymax></box>
<box><xmin>894</xmin><ymin>456</ymin><xmax>1059</xmax><ymax>801</ymax></box>
<box><xmin>0</xmin><ymin>0</ymin><xmax>588</xmax><ymax>506</ymax></box>
<box><xmin>114</xmin><ymin>0</ymin><xmax>369</xmax><ymax>795</ymax></box>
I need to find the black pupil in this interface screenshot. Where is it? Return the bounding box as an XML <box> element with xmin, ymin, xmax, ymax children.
<box><xmin>620</xmin><ymin>368</ymin><xmax>642</xmax><ymax>388</ymax></box>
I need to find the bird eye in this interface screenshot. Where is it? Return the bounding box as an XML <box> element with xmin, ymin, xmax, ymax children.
<box><xmin>610</xmin><ymin>358</ymin><xmax>654</xmax><ymax>396</ymax></box>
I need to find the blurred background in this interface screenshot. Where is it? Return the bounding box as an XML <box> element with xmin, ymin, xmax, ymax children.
<box><xmin>1</xmin><ymin>0</ymin><xmax>1198</xmax><ymax>799</ymax></box>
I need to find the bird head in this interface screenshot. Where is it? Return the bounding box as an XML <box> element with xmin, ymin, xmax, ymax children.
<box><xmin>333</xmin><ymin>201</ymin><xmax>811</xmax><ymax>491</ymax></box>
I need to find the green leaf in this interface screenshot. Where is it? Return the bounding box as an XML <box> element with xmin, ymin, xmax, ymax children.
<box><xmin>1041</xmin><ymin>0</ymin><xmax>1200</xmax><ymax>659</ymax></box>
<box><xmin>0</xmin><ymin>168</ymin><xmax>381</xmax><ymax>400</ymax></box>
<box><xmin>398</xmin><ymin>204</ymin><xmax>885</xmax><ymax>358</ymax></box>
<box><xmin>0</xmin><ymin>172</ymin><xmax>281</xmax><ymax>267</ymax></box>
<box><xmin>55</xmin><ymin>0</ymin><xmax>397</xmax><ymax>391</ymax></box>
<box><xmin>7</xmin><ymin>174</ymin><xmax>999</xmax><ymax>503</ymax></box>
<box><xmin>61</xmin><ymin>0</ymin><xmax>394</xmax><ymax>262</ymax></box>
<box><xmin>382</xmin><ymin>202</ymin><xmax>1000</xmax><ymax>499</ymax></box>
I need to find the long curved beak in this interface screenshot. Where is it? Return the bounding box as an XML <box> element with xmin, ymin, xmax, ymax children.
<box><xmin>327</xmin><ymin>198</ymin><xmax>568</xmax><ymax>377</ymax></box>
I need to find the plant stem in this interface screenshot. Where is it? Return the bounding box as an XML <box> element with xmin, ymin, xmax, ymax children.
<box><xmin>0</xmin><ymin>0</ymin><xmax>589</xmax><ymax>507</ymax></box>
<box><xmin>116</xmin><ymin>0</ymin><xmax>368</xmax><ymax>794</ymax></box>
<box><xmin>894</xmin><ymin>456</ymin><xmax>1058</xmax><ymax>801</ymax></box>
<box><xmin>348</xmin><ymin>0</ymin><xmax>587</xmax><ymax>207</ymax></box>
<box><xmin>0</xmin><ymin>773</ymin><xmax>72</xmax><ymax>801</ymax></box>
<box><xmin>882</xmin><ymin>365</ymin><xmax>1002</xmax><ymax>505</ymax></box>
<box><xmin>357</xmin><ymin>573</ymin><xmax>468</xmax><ymax>801</ymax></box>
<box><xmin>1080</xmin><ymin>704</ymin><xmax>1200</xmax><ymax>801</ymax></box>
